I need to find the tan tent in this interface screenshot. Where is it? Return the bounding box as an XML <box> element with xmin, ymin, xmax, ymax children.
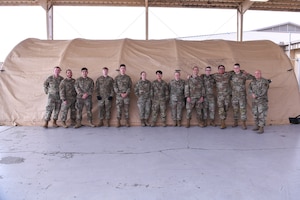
<box><xmin>0</xmin><ymin>38</ymin><xmax>299</xmax><ymax>126</ymax></box>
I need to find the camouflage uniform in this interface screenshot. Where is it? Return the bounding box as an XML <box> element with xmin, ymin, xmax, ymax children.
<box><xmin>151</xmin><ymin>80</ymin><xmax>169</xmax><ymax>125</ymax></box>
<box><xmin>75</xmin><ymin>77</ymin><xmax>94</xmax><ymax>123</ymax></box>
<box><xmin>212</xmin><ymin>71</ymin><xmax>233</xmax><ymax>120</ymax></box>
<box><xmin>113</xmin><ymin>74</ymin><xmax>132</xmax><ymax>120</ymax></box>
<box><xmin>95</xmin><ymin>75</ymin><xmax>114</xmax><ymax>121</ymax></box>
<box><xmin>230</xmin><ymin>72</ymin><xmax>255</xmax><ymax>121</ymax></box>
<box><xmin>134</xmin><ymin>79</ymin><xmax>152</xmax><ymax>123</ymax></box>
<box><xmin>249</xmin><ymin>77</ymin><xmax>269</xmax><ymax>128</ymax></box>
<box><xmin>169</xmin><ymin>78</ymin><xmax>185</xmax><ymax>124</ymax></box>
<box><xmin>43</xmin><ymin>75</ymin><xmax>64</xmax><ymax>121</ymax></box>
<box><xmin>185</xmin><ymin>75</ymin><xmax>205</xmax><ymax>122</ymax></box>
<box><xmin>59</xmin><ymin>77</ymin><xmax>77</xmax><ymax>124</ymax></box>
<box><xmin>202</xmin><ymin>74</ymin><xmax>216</xmax><ymax>122</ymax></box>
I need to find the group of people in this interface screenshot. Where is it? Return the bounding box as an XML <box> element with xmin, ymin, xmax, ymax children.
<box><xmin>43</xmin><ymin>63</ymin><xmax>270</xmax><ymax>134</ymax></box>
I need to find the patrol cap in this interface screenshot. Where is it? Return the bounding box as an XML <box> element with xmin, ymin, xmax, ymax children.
<box><xmin>156</xmin><ymin>70</ymin><xmax>163</xmax><ymax>75</ymax></box>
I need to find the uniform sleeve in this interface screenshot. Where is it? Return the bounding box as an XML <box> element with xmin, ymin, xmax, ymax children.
<box><xmin>95</xmin><ymin>78</ymin><xmax>100</xmax><ymax>96</ymax></box>
<box><xmin>134</xmin><ymin>81</ymin><xmax>139</xmax><ymax>97</ymax></box>
<box><xmin>43</xmin><ymin>77</ymin><xmax>49</xmax><ymax>94</ymax></box>
<box><xmin>126</xmin><ymin>76</ymin><xmax>132</xmax><ymax>95</ymax></box>
<box><xmin>110</xmin><ymin>78</ymin><xmax>115</xmax><ymax>97</ymax></box>
<box><xmin>184</xmin><ymin>80</ymin><xmax>190</xmax><ymax>98</ymax></box>
<box><xmin>59</xmin><ymin>80</ymin><xmax>66</xmax><ymax>100</ymax></box>
<box><xmin>75</xmin><ymin>79</ymin><xmax>83</xmax><ymax>96</ymax></box>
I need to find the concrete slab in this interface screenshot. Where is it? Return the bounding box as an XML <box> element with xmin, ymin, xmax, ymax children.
<box><xmin>0</xmin><ymin>125</ymin><xmax>300</xmax><ymax>200</ymax></box>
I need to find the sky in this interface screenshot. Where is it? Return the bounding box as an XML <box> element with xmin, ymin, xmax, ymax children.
<box><xmin>1</xmin><ymin>6</ymin><xmax>300</xmax><ymax>61</ymax></box>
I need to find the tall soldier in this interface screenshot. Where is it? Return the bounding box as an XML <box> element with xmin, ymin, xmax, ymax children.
<box><xmin>212</xmin><ymin>65</ymin><xmax>233</xmax><ymax>129</ymax></box>
<box><xmin>59</xmin><ymin>69</ymin><xmax>77</xmax><ymax>128</ymax></box>
<box><xmin>95</xmin><ymin>67</ymin><xmax>114</xmax><ymax>127</ymax></box>
<box><xmin>150</xmin><ymin>70</ymin><xmax>169</xmax><ymax>127</ymax></box>
<box><xmin>134</xmin><ymin>71</ymin><xmax>152</xmax><ymax>126</ymax></box>
<box><xmin>113</xmin><ymin>64</ymin><xmax>132</xmax><ymax>127</ymax></box>
<box><xmin>230</xmin><ymin>63</ymin><xmax>255</xmax><ymax>130</ymax></box>
<box><xmin>74</xmin><ymin>67</ymin><xmax>95</xmax><ymax>128</ymax></box>
<box><xmin>185</xmin><ymin>66</ymin><xmax>205</xmax><ymax>128</ymax></box>
<box><xmin>249</xmin><ymin>70</ymin><xmax>270</xmax><ymax>134</ymax></box>
<box><xmin>169</xmin><ymin>70</ymin><xmax>185</xmax><ymax>127</ymax></box>
<box><xmin>201</xmin><ymin>66</ymin><xmax>216</xmax><ymax>127</ymax></box>
<box><xmin>43</xmin><ymin>66</ymin><xmax>64</xmax><ymax>128</ymax></box>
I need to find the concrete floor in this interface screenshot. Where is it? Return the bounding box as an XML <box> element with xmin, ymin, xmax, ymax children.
<box><xmin>0</xmin><ymin>124</ymin><xmax>300</xmax><ymax>200</ymax></box>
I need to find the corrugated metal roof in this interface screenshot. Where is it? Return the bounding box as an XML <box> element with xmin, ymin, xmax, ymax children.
<box><xmin>0</xmin><ymin>0</ymin><xmax>300</xmax><ymax>12</ymax></box>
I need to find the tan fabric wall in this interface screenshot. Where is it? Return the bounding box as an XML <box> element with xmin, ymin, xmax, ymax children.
<box><xmin>1</xmin><ymin>38</ymin><xmax>300</xmax><ymax>126</ymax></box>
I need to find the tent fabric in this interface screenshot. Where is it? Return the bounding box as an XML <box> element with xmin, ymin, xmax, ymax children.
<box><xmin>0</xmin><ymin>38</ymin><xmax>300</xmax><ymax>126</ymax></box>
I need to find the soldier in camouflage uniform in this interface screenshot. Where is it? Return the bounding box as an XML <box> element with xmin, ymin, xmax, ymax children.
<box><xmin>43</xmin><ymin>66</ymin><xmax>64</xmax><ymax>128</ymax></box>
<box><xmin>150</xmin><ymin>70</ymin><xmax>169</xmax><ymax>127</ymax></box>
<box><xmin>212</xmin><ymin>65</ymin><xmax>233</xmax><ymax>129</ymax></box>
<box><xmin>249</xmin><ymin>70</ymin><xmax>270</xmax><ymax>134</ymax></box>
<box><xmin>134</xmin><ymin>71</ymin><xmax>152</xmax><ymax>126</ymax></box>
<box><xmin>95</xmin><ymin>67</ymin><xmax>114</xmax><ymax>127</ymax></box>
<box><xmin>185</xmin><ymin>66</ymin><xmax>205</xmax><ymax>128</ymax></box>
<box><xmin>201</xmin><ymin>66</ymin><xmax>216</xmax><ymax>127</ymax></box>
<box><xmin>113</xmin><ymin>64</ymin><xmax>132</xmax><ymax>127</ymax></box>
<box><xmin>74</xmin><ymin>67</ymin><xmax>95</xmax><ymax>128</ymax></box>
<box><xmin>59</xmin><ymin>69</ymin><xmax>77</xmax><ymax>128</ymax></box>
<box><xmin>169</xmin><ymin>70</ymin><xmax>185</xmax><ymax>127</ymax></box>
<box><xmin>230</xmin><ymin>63</ymin><xmax>255</xmax><ymax>130</ymax></box>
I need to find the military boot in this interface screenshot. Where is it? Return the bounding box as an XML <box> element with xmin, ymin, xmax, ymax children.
<box><xmin>43</xmin><ymin>120</ymin><xmax>49</xmax><ymax>128</ymax></box>
<box><xmin>62</xmin><ymin>121</ymin><xmax>68</xmax><ymax>128</ymax></box>
<box><xmin>232</xmin><ymin>119</ymin><xmax>238</xmax><ymax>127</ymax></box>
<box><xmin>210</xmin><ymin>120</ymin><xmax>216</xmax><ymax>127</ymax></box>
<box><xmin>186</xmin><ymin>119</ymin><xmax>190</xmax><ymax>128</ymax></box>
<box><xmin>198</xmin><ymin>120</ymin><xmax>204</xmax><ymax>128</ymax></box>
<box><xmin>97</xmin><ymin>119</ymin><xmax>103</xmax><ymax>127</ymax></box>
<box><xmin>74</xmin><ymin>121</ymin><xmax>81</xmax><ymax>129</ymax></box>
<box><xmin>88</xmin><ymin>121</ymin><xmax>95</xmax><ymax>128</ymax></box>
<box><xmin>177</xmin><ymin>120</ymin><xmax>181</xmax><ymax>127</ymax></box>
<box><xmin>220</xmin><ymin>119</ymin><xmax>227</xmax><ymax>129</ymax></box>
<box><xmin>53</xmin><ymin>119</ymin><xmax>59</xmax><ymax>128</ymax></box>
<box><xmin>106</xmin><ymin>119</ymin><xmax>110</xmax><ymax>127</ymax></box>
<box><xmin>257</xmin><ymin>126</ymin><xmax>264</xmax><ymax>134</ymax></box>
<box><xmin>116</xmin><ymin>119</ymin><xmax>121</xmax><ymax>128</ymax></box>
<box><xmin>252</xmin><ymin>124</ymin><xmax>259</xmax><ymax>131</ymax></box>
<box><xmin>150</xmin><ymin>121</ymin><xmax>156</xmax><ymax>127</ymax></box>
<box><xmin>125</xmin><ymin>119</ymin><xmax>130</xmax><ymax>127</ymax></box>
<box><xmin>141</xmin><ymin>119</ymin><xmax>146</xmax><ymax>127</ymax></box>
<box><xmin>173</xmin><ymin>120</ymin><xmax>177</xmax><ymax>127</ymax></box>
<box><xmin>71</xmin><ymin>120</ymin><xmax>76</xmax><ymax>127</ymax></box>
<box><xmin>203</xmin><ymin>120</ymin><xmax>207</xmax><ymax>127</ymax></box>
<box><xmin>241</xmin><ymin>121</ymin><xmax>247</xmax><ymax>130</ymax></box>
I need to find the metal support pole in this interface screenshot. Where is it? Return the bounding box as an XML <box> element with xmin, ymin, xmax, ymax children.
<box><xmin>145</xmin><ymin>0</ymin><xmax>149</xmax><ymax>40</ymax></box>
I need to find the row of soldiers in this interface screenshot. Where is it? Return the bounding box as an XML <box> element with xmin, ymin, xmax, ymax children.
<box><xmin>43</xmin><ymin>63</ymin><xmax>270</xmax><ymax>133</ymax></box>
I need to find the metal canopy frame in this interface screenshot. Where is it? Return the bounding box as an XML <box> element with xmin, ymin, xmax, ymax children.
<box><xmin>1</xmin><ymin>0</ymin><xmax>300</xmax><ymax>41</ymax></box>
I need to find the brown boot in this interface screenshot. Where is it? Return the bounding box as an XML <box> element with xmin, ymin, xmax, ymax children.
<box><xmin>53</xmin><ymin>119</ymin><xmax>59</xmax><ymax>128</ymax></box>
<box><xmin>116</xmin><ymin>119</ymin><xmax>121</xmax><ymax>128</ymax></box>
<box><xmin>88</xmin><ymin>121</ymin><xmax>95</xmax><ymax>128</ymax></box>
<box><xmin>252</xmin><ymin>125</ymin><xmax>259</xmax><ymax>131</ymax></box>
<box><xmin>62</xmin><ymin>121</ymin><xmax>68</xmax><ymax>128</ymax></box>
<box><xmin>241</xmin><ymin>121</ymin><xmax>247</xmax><ymax>130</ymax></box>
<box><xmin>177</xmin><ymin>120</ymin><xmax>181</xmax><ymax>127</ymax></box>
<box><xmin>97</xmin><ymin>119</ymin><xmax>103</xmax><ymax>127</ymax></box>
<box><xmin>257</xmin><ymin>126</ymin><xmax>264</xmax><ymax>134</ymax></box>
<box><xmin>71</xmin><ymin>120</ymin><xmax>76</xmax><ymax>127</ymax></box>
<box><xmin>173</xmin><ymin>120</ymin><xmax>177</xmax><ymax>127</ymax></box>
<box><xmin>198</xmin><ymin>120</ymin><xmax>204</xmax><ymax>128</ymax></box>
<box><xmin>125</xmin><ymin>119</ymin><xmax>130</xmax><ymax>127</ymax></box>
<box><xmin>203</xmin><ymin>120</ymin><xmax>207</xmax><ymax>127</ymax></box>
<box><xmin>141</xmin><ymin>119</ymin><xmax>146</xmax><ymax>127</ymax></box>
<box><xmin>210</xmin><ymin>120</ymin><xmax>216</xmax><ymax>127</ymax></box>
<box><xmin>43</xmin><ymin>120</ymin><xmax>49</xmax><ymax>128</ymax></box>
<box><xmin>74</xmin><ymin>121</ymin><xmax>81</xmax><ymax>129</ymax></box>
<box><xmin>186</xmin><ymin>119</ymin><xmax>190</xmax><ymax>128</ymax></box>
<box><xmin>232</xmin><ymin>119</ymin><xmax>238</xmax><ymax>127</ymax></box>
<box><xmin>220</xmin><ymin>119</ymin><xmax>227</xmax><ymax>129</ymax></box>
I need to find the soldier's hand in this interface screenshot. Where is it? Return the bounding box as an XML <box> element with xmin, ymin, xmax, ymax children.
<box><xmin>108</xmin><ymin>96</ymin><xmax>113</xmax><ymax>101</ymax></box>
<box><xmin>97</xmin><ymin>96</ymin><xmax>102</xmax><ymax>100</ymax></box>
